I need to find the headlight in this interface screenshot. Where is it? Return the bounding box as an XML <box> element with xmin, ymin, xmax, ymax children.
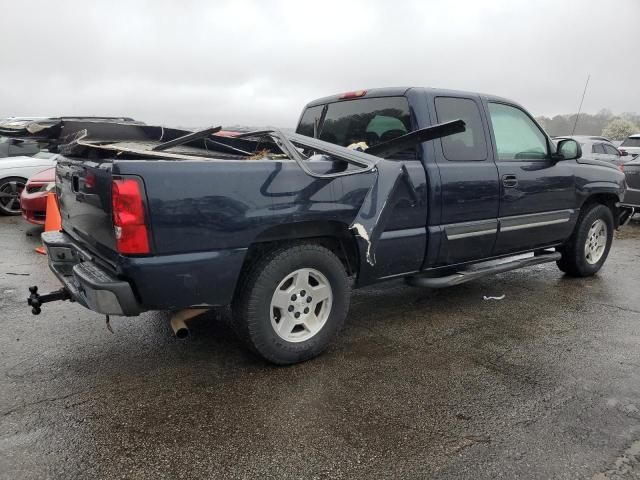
<box><xmin>40</xmin><ymin>182</ymin><xmax>56</xmax><ymax>192</ymax></box>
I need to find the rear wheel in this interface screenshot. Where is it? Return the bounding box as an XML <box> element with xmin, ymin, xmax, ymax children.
<box><xmin>232</xmin><ymin>243</ymin><xmax>350</xmax><ymax>364</ymax></box>
<box><xmin>0</xmin><ymin>177</ymin><xmax>26</xmax><ymax>216</ymax></box>
<box><xmin>557</xmin><ymin>204</ymin><xmax>613</xmax><ymax>277</ymax></box>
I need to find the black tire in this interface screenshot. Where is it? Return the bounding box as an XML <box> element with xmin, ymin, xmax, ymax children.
<box><xmin>0</xmin><ymin>177</ymin><xmax>26</xmax><ymax>216</ymax></box>
<box><xmin>557</xmin><ymin>204</ymin><xmax>614</xmax><ymax>277</ymax></box>
<box><xmin>232</xmin><ymin>243</ymin><xmax>350</xmax><ymax>365</ymax></box>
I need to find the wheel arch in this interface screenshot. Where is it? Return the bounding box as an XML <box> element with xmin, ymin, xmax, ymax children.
<box><xmin>580</xmin><ymin>191</ymin><xmax>623</xmax><ymax>227</ymax></box>
<box><xmin>241</xmin><ymin>220</ymin><xmax>360</xmax><ymax>280</ymax></box>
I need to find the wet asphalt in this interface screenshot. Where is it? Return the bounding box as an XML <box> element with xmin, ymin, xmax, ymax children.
<box><xmin>1</xmin><ymin>216</ymin><xmax>640</xmax><ymax>480</ymax></box>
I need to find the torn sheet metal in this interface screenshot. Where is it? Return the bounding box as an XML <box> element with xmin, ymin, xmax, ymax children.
<box><xmin>62</xmin><ymin>126</ymin><xmax>262</xmax><ymax>160</ymax></box>
<box><xmin>350</xmin><ymin>162</ymin><xmax>412</xmax><ymax>266</ymax></box>
<box><xmin>152</xmin><ymin>126</ymin><xmax>222</xmax><ymax>151</ymax></box>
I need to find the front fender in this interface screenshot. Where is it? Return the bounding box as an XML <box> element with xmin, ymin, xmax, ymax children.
<box><xmin>576</xmin><ymin>162</ymin><xmax>626</xmax><ymax>207</ymax></box>
<box><xmin>578</xmin><ymin>180</ymin><xmax>625</xmax><ymax>201</ymax></box>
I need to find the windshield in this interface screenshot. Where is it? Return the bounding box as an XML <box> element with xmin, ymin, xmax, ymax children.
<box><xmin>621</xmin><ymin>137</ymin><xmax>640</xmax><ymax>148</ymax></box>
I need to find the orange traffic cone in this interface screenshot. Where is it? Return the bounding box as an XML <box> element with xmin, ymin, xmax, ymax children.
<box><xmin>35</xmin><ymin>192</ymin><xmax>62</xmax><ymax>255</ymax></box>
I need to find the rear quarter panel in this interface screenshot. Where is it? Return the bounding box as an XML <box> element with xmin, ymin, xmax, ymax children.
<box><xmin>115</xmin><ymin>159</ymin><xmax>374</xmax><ymax>254</ymax></box>
<box><xmin>114</xmin><ymin>158</ymin><xmax>425</xmax><ymax>258</ymax></box>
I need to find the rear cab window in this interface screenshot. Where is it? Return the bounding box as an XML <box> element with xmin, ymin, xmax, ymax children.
<box><xmin>297</xmin><ymin>96</ymin><xmax>415</xmax><ymax>159</ymax></box>
<box><xmin>434</xmin><ymin>97</ymin><xmax>487</xmax><ymax>161</ymax></box>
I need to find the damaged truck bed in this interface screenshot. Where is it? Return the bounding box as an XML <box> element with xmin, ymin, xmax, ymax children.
<box><xmin>14</xmin><ymin>86</ymin><xmax>633</xmax><ymax>364</ymax></box>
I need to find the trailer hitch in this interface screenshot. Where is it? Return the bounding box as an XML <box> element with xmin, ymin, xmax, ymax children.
<box><xmin>27</xmin><ymin>286</ymin><xmax>72</xmax><ymax>315</ymax></box>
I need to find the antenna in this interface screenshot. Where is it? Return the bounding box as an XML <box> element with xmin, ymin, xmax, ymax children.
<box><xmin>571</xmin><ymin>74</ymin><xmax>590</xmax><ymax>135</ymax></box>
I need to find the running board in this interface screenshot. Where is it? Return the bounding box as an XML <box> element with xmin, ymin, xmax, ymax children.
<box><xmin>405</xmin><ymin>251</ymin><xmax>561</xmax><ymax>289</ymax></box>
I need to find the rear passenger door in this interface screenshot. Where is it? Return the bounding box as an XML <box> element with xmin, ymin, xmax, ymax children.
<box><xmin>486</xmin><ymin>102</ymin><xmax>576</xmax><ymax>255</ymax></box>
<box><xmin>432</xmin><ymin>95</ymin><xmax>500</xmax><ymax>264</ymax></box>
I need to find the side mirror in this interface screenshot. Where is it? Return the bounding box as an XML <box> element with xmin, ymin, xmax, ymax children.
<box><xmin>555</xmin><ymin>138</ymin><xmax>581</xmax><ymax>160</ymax></box>
<box><xmin>620</xmin><ymin>149</ymin><xmax>629</xmax><ymax>157</ymax></box>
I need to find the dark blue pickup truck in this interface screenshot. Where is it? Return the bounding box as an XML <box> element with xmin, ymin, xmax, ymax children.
<box><xmin>26</xmin><ymin>88</ymin><xmax>633</xmax><ymax>364</ymax></box>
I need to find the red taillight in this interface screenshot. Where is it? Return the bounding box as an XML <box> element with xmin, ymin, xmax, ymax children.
<box><xmin>111</xmin><ymin>178</ymin><xmax>150</xmax><ymax>255</ymax></box>
<box><xmin>339</xmin><ymin>90</ymin><xmax>367</xmax><ymax>99</ymax></box>
<box><xmin>619</xmin><ymin>164</ymin><xmax>625</xmax><ymax>172</ymax></box>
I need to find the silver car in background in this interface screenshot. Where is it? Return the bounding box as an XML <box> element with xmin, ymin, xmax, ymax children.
<box><xmin>0</xmin><ymin>151</ymin><xmax>58</xmax><ymax>216</ymax></box>
<box><xmin>619</xmin><ymin>134</ymin><xmax>640</xmax><ymax>160</ymax></box>
<box><xmin>554</xmin><ymin>135</ymin><xmax>629</xmax><ymax>167</ymax></box>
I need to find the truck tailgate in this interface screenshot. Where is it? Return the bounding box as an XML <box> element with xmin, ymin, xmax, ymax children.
<box><xmin>56</xmin><ymin>157</ymin><xmax>119</xmax><ymax>261</ymax></box>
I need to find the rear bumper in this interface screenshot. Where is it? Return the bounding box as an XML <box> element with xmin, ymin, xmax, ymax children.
<box><xmin>42</xmin><ymin>231</ymin><xmax>143</xmax><ymax>316</ymax></box>
<box><xmin>43</xmin><ymin>230</ymin><xmax>249</xmax><ymax>314</ymax></box>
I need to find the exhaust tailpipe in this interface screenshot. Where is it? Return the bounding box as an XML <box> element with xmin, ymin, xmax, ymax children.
<box><xmin>169</xmin><ymin>308</ymin><xmax>209</xmax><ymax>339</ymax></box>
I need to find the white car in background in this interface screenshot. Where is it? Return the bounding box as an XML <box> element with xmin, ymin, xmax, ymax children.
<box><xmin>619</xmin><ymin>134</ymin><xmax>640</xmax><ymax>159</ymax></box>
<box><xmin>0</xmin><ymin>152</ymin><xmax>58</xmax><ymax>216</ymax></box>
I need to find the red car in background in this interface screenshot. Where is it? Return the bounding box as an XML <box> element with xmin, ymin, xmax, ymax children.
<box><xmin>20</xmin><ymin>167</ymin><xmax>55</xmax><ymax>224</ymax></box>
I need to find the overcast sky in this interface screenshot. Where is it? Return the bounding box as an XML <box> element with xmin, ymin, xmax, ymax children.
<box><xmin>1</xmin><ymin>0</ymin><xmax>638</xmax><ymax>128</ymax></box>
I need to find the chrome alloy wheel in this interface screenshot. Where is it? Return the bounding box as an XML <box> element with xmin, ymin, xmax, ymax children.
<box><xmin>270</xmin><ymin>268</ymin><xmax>333</xmax><ymax>343</ymax></box>
<box><xmin>584</xmin><ymin>218</ymin><xmax>607</xmax><ymax>265</ymax></box>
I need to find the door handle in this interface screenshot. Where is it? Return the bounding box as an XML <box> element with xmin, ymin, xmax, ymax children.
<box><xmin>502</xmin><ymin>174</ymin><xmax>518</xmax><ymax>188</ymax></box>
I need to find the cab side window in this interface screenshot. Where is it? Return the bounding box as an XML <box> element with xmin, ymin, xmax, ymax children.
<box><xmin>488</xmin><ymin>103</ymin><xmax>548</xmax><ymax>161</ymax></box>
<box><xmin>592</xmin><ymin>144</ymin><xmax>605</xmax><ymax>154</ymax></box>
<box><xmin>434</xmin><ymin>97</ymin><xmax>487</xmax><ymax>161</ymax></box>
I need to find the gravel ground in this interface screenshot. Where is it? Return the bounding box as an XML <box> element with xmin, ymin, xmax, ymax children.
<box><xmin>2</xmin><ymin>215</ymin><xmax>640</xmax><ymax>479</ymax></box>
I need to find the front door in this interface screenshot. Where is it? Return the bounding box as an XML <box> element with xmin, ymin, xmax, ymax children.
<box><xmin>486</xmin><ymin>102</ymin><xmax>577</xmax><ymax>255</ymax></box>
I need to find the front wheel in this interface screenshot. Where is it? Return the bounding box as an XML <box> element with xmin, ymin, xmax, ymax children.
<box><xmin>557</xmin><ymin>204</ymin><xmax>614</xmax><ymax>277</ymax></box>
<box><xmin>232</xmin><ymin>244</ymin><xmax>350</xmax><ymax>364</ymax></box>
<box><xmin>0</xmin><ymin>177</ymin><xmax>26</xmax><ymax>216</ymax></box>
